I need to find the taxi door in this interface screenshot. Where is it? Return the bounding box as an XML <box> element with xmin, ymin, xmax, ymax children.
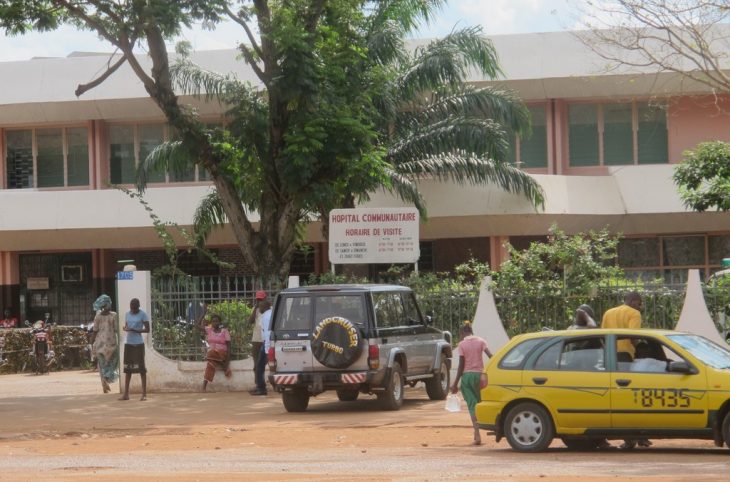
<box><xmin>609</xmin><ymin>335</ymin><xmax>708</xmax><ymax>429</ymax></box>
<box><xmin>522</xmin><ymin>335</ymin><xmax>611</xmax><ymax>431</ymax></box>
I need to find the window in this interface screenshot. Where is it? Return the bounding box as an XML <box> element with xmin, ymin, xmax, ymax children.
<box><xmin>373</xmin><ymin>292</ymin><xmax>405</xmax><ymax>328</ymax></box>
<box><xmin>509</xmin><ymin>105</ymin><xmax>548</xmax><ymax>168</ymax></box>
<box><xmin>402</xmin><ymin>293</ymin><xmax>422</xmax><ymax>325</ymax></box>
<box><xmin>568</xmin><ymin>101</ymin><xmax>667</xmax><ymax>167</ymax></box>
<box><xmin>534</xmin><ymin>337</ymin><xmax>605</xmax><ymax>371</ymax></box>
<box><xmin>109</xmin><ymin>123</ymin><xmax>212</xmax><ymax>184</ymax></box>
<box><xmin>615</xmin><ymin>336</ymin><xmax>682</xmax><ymax>372</ymax></box>
<box><xmin>5</xmin><ymin>127</ymin><xmax>89</xmax><ymax>189</ymax></box>
<box><xmin>276</xmin><ymin>297</ymin><xmax>311</xmax><ymax>331</ymax></box>
<box><xmin>498</xmin><ymin>338</ymin><xmax>545</xmax><ymax>369</ymax></box>
<box><xmin>618</xmin><ymin>234</ymin><xmax>728</xmax><ymax>282</ymax></box>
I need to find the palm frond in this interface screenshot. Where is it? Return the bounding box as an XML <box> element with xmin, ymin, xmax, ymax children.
<box><xmin>387</xmin><ymin>117</ymin><xmax>510</xmax><ymax>165</ymax></box>
<box><xmin>396</xmin><ymin>26</ymin><xmax>500</xmax><ymax>101</ymax></box>
<box><xmin>399</xmin><ymin>86</ymin><xmax>531</xmax><ymax>137</ymax></box>
<box><xmin>192</xmin><ymin>191</ymin><xmax>228</xmax><ymax>246</ymax></box>
<box><xmin>381</xmin><ymin>165</ymin><xmax>428</xmax><ymax>215</ymax></box>
<box><xmin>136</xmin><ymin>140</ymin><xmax>194</xmax><ymax>192</ymax></box>
<box><xmin>367</xmin><ymin>0</ymin><xmax>447</xmax><ymax>37</ymax></box>
<box><xmin>367</xmin><ymin>19</ymin><xmax>408</xmax><ymax>66</ymax></box>
<box><xmin>171</xmin><ymin>57</ymin><xmax>245</xmax><ymax>101</ymax></box>
<box><xmin>395</xmin><ymin>153</ymin><xmax>545</xmax><ymax>208</ymax></box>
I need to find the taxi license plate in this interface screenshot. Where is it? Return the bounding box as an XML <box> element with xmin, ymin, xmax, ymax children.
<box><xmin>282</xmin><ymin>346</ymin><xmax>305</xmax><ymax>352</ymax></box>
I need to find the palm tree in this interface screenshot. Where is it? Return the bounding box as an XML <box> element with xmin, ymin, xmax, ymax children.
<box><xmin>134</xmin><ymin>0</ymin><xmax>544</xmax><ymax>277</ymax></box>
<box><xmin>341</xmin><ymin>1</ymin><xmax>544</xmax><ymax>215</ymax></box>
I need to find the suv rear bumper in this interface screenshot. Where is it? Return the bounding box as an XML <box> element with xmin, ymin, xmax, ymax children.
<box><xmin>269</xmin><ymin>371</ymin><xmax>380</xmax><ymax>392</ymax></box>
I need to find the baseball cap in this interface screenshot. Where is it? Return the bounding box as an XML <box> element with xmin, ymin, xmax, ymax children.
<box><xmin>255</xmin><ymin>290</ymin><xmax>267</xmax><ymax>300</ymax></box>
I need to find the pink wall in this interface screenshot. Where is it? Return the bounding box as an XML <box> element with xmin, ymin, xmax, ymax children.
<box><xmin>668</xmin><ymin>95</ymin><xmax>730</xmax><ymax>163</ymax></box>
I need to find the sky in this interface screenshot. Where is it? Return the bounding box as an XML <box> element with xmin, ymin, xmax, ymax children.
<box><xmin>0</xmin><ymin>0</ymin><xmax>580</xmax><ymax>62</ymax></box>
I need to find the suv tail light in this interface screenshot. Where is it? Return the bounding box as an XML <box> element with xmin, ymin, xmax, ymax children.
<box><xmin>267</xmin><ymin>346</ymin><xmax>277</xmax><ymax>370</ymax></box>
<box><xmin>368</xmin><ymin>344</ymin><xmax>379</xmax><ymax>369</ymax></box>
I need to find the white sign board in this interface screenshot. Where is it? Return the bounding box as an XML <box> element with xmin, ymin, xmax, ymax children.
<box><xmin>329</xmin><ymin>208</ymin><xmax>420</xmax><ymax>264</ymax></box>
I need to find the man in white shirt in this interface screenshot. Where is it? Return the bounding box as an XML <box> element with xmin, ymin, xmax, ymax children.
<box><xmin>250</xmin><ymin>300</ymin><xmax>272</xmax><ymax>395</ymax></box>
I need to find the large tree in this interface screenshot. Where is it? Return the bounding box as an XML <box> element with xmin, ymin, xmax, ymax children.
<box><xmin>576</xmin><ymin>1</ymin><xmax>730</xmax><ymax>93</ymax></box>
<box><xmin>1</xmin><ymin>0</ymin><xmax>543</xmax><ymax>279</ymax></box>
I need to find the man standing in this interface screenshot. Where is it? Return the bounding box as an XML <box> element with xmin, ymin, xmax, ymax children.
<box><xmin>249</xmin><ymin>291</ymin><xmax>267</xmax><ymax>376</ymax></box>
<box><xmin>601</xmin><ymin>291</ymin><xmax>643</xmax><ymax>359</ymax></box>
<box><xmin>250</xmin><ymin>299</ymin><xmax>272</xmax><ymax>396</ymax></box>
<box><xmin>601</xmin><ymin>291</ymin><xmax>650</xmax><ymax>449</ymax></box>
<box><xmin>120</xmin><ymin>298</ymin><xmax>150</xmax><ymax>401</ymax></box>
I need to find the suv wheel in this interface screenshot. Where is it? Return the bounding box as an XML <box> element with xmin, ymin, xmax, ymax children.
<box><xmin>378</xmin><ymin>361</ymin><xmax>404</xmax><ymax>411</ymax></box>
<box><xmin>425</xmin><ymin>358</ymin><xmax>450</xmax><ymax>400</ymax></box>
<box><xmin>504</xmin><ymin>402</ymin><xmax>554</xmax><ymax>452</ymax></box>
<box><xmin>282</xmin><ymin>388</ymin><xmax>310</xmax><ymax>412</ymax></box>
<box><xmin>336</xmin><ymin>388</ymin><xmax>359</xmax><ymax>402</ymax></box>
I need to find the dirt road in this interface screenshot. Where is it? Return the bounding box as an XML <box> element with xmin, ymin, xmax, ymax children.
<box><xmin>0</xmin><ymin>370</ymin><xmax>727</xmax><ymax>481</ymax></box>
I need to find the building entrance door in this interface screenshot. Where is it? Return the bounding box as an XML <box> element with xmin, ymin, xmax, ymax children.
<box><xmin>19</xmin><ymin>253</ymin><xmax>93</xmax><ymax>325</ymax></box>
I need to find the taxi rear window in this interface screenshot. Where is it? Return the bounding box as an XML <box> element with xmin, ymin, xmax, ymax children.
<box><xmin>499</xmin><ymin>338</ymin><xmax>546</xmax><ymax>369</ymax></box>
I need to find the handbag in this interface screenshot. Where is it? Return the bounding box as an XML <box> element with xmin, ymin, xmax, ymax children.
<box><xmin>480</xmin><ymin>372</ymin><xmax>488</xmax><ymax>389</ymax></box>
<box><xmin>444</xmin><ymin>393</ymin><xmax>462</xmax><ymax>412</ymax></box>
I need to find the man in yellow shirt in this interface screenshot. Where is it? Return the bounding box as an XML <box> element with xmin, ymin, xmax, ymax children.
<box><xmin>601</xmin><ymin>291</ymin><xmax>650</xmax><ymax>450</ymax></box>
<box><xmin>601</xmin><ymin>291</ymin><xmax>642</xmax><ymax>359</ymax></box>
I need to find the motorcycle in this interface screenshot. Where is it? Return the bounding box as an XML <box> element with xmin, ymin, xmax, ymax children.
<box><xmin>26</xmin><ymin>318</ymin><xmax>54</xmax><ymax>374</ymax></box>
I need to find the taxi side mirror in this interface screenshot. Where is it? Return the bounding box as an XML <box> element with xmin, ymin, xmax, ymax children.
<box><xmin>668</xmin><ymin>361</ymin><xmax>697</xmax><ymax>374</ymax></box>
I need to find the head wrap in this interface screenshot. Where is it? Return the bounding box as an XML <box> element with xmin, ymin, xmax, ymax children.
<box><xmin>93</xmin><ymin>294</ymin><xmax>112</xmax><ymax>312</ymax></box>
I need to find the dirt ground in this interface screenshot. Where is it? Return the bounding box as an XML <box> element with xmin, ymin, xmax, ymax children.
<box><xmin>0</xmin><ymin>370</ymin><xmax>728</xmax><ymax>481</ymax></box>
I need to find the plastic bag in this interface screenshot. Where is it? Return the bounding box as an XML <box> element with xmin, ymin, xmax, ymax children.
<box><xmin>444</xmin><ymin>393</ymin><xmax>462</xmax><ymax>412</ymax></box>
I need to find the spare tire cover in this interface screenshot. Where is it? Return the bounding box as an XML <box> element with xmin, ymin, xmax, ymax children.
<box><xmin>311</xmin><ymin>316</ymin><xmax>362</xmax><ymax>369</ymax></box>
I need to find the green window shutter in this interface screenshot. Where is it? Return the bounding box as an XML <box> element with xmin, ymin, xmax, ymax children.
<box><xmin>139</xmin><ymin>124</ymin><xmax>166</xmax><ymax>183</ymax></box>
<box><xmin>36</xmin><ymin>128</ymin><xmax>65</xmax><ymax>188</ymax></box>
<box><xmin>568</xmin><ymin>104</ymin><xmax>599</xmax><ymax>166</ymax></box>
<box><xmin>520</xmin><ymin>106</ymin><xmax>547</xmax><ymax>168</ymax></box>
<box><xmin>603</xmin><ymin>103</ymin><xmax>633</xmax><ymax>166</ymax></box>
<box><xmin>109</xmin><ymin>125</ymin><xmax>135</xmax><ymax>184</ymax></box>
<box><xmin>6</xmin><ymin>130</ymin><xmax>33</xmax><ymax>188</ymax></box>
<box><xmin>67</xmin><ymin>127</ymin><xmax>89</xmax><ymax>186</ymax></box>
<box><xmin>638</xmin><ymin>103</ymin><xmax>668</xmax><ymax>164</ymax></box>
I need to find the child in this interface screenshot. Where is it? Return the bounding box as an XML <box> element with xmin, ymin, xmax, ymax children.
<box><xmin>450</xmin><ymin>321</ymin><xmax>492</xmax><ymax>445</ymax></box>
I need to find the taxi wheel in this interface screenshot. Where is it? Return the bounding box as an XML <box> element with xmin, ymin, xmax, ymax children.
<box><xmin>722</xmin><ymin>412</ymin><xmax>730</xmax><ymax>449</ymax></box>
<box><xmin>504</xmin><ymin>402</ymin><xmax>554</xmax><ymax>452</ymax></box>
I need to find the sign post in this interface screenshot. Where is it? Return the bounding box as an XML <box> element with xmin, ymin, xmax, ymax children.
<box><xmin>329</xmin><ymin>207</ymin><xmax>420</xmax><ymax>267</ymax></box>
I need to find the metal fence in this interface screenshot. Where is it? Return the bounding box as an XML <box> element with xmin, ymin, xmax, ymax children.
<box><xmin>151</xmin><ymin>276</ymin><xmax>282</xmax><ymax>361</ymax></box>
<box><xmin>150</xmin><ymin>275</ymin><xmax>730</xmax><ymax>360</ymax></box>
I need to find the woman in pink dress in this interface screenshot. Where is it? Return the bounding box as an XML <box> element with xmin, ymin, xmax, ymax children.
<box><xmin>198</xmin><ymin>314</ymin><xmax>232</xmax><ymax>391</ymax></box>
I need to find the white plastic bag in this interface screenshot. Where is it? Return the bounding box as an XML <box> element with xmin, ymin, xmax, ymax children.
<box><xmin>444</xmin><ymin>393</ymin><xmax>462</xmax><ymax>413</ymax></box>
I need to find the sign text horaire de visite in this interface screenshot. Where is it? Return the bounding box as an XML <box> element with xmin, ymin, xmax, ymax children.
<box><xmin>329</xmin><ymin>208</ymin><xmax>420</xmax><ymax>264</ymax></box>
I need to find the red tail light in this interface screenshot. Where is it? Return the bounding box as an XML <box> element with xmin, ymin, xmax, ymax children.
<box><xmin>368</xmin><ymin>344</ymin><xmax>379</xmax><ymax>369</ymax></box>
<box><xmin>267</xmin><ymin>346</ymin><xmax>276</xmax><ymax>370</ymax></box>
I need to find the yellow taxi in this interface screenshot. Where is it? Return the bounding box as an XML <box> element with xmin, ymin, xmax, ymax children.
<box><xmin>475</xmin><ymin>329</ymin><xmax>730</xmax><ymax>452</ymax></box>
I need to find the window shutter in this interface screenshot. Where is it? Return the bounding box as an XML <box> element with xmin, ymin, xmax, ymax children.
<box><xmin>67</xmin><ymin>127</ymin><xmax>89</xmax><ymax>186</ymax></box>
<box><xmin>603</xmin><ymin>103</ymin><xmax>633</xmax><ymax>165</ymax></box>
<box><xmin>638</xmin><ymin>103</ymin><xmax>668</xmax><ymax>164</ymax></box>
<box><xmin>110</xmin><ymin>125</ymin><xmax>135</xmax><ymax>184</ymax></box>
<box><xmin>6</xmin><ymin>130</ymin><xmax>33</xmax><ymax>188</ymax></box>
<box><xmin>568</xmin><ymin>104</ymin><xmax>599</xmax><ymax>166</ymax></box>
<box><xmin>36</xmin><ymin>129</ymin><xmax>65</xmax><ymax>188</ymax></box>
<box><xmin>520</xmin><ymin>106</ymin><xmax>547</xmax><ymax>168</ymax></box>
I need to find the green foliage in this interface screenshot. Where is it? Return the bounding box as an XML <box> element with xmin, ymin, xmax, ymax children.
<box><xmin>0</xmin><ymin>327</ymin><xmax>88</xmax><ymax>374</ymax></box>
<box><xmin>674</xmin><ymin>141</ymin><xmax>730</xmax><ymax>212</ymax></box>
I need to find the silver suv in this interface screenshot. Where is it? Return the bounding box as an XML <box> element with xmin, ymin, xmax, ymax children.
<box><xmin>267</xmin><ymin>284</ymin><xmax>452</xmax><ymax>412</ymax></box>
